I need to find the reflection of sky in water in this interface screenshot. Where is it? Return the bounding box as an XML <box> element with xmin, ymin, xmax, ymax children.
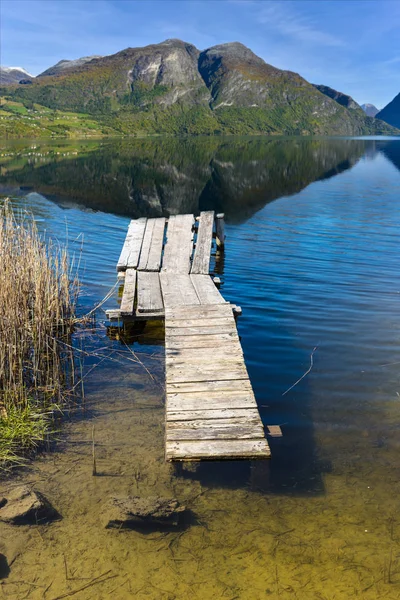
<box><xmin>1</xmin><ymin>138</ymin><xmax>400</xmax><ymax>598</ymax></box>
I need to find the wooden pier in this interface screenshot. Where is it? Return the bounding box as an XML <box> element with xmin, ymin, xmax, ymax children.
<box><xmin>107</xmin><ymin>212</ymin><xmax>271</xmax><ymax>461</ymax></box>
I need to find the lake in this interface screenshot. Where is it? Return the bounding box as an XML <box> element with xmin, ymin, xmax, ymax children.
<box><xmin>0</xmin><ymin>136</ymin><xmax>399</xmax><ymax>599</ymax></box>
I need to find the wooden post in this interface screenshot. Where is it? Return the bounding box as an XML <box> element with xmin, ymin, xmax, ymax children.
<box><xmin>215</xmin><ymin>213</ymin><xmax>225</xmax><ymax>249</ymax></box>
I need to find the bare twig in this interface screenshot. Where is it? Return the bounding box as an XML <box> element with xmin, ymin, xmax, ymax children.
<box><xmin>92</xmin><ymin>424</ymin><xmax>97</xmax><ymax>476</ymax></box>
<box><xmin>282</xmin><ymin>346</ymin><xmax>318</xmax><ymax>396</ymax></box>
<box><xmin>51</xmin><ymin>571</ymin><xmax>116</xmax><ymax>600</ymax></box>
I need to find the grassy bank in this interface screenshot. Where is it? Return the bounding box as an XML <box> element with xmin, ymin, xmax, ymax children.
<box><xmin>0</xmin><ymin>97</ymin><xmax>119</xmax><ymax>138</ymax></box>
<box><xmin>0</xmin><ymin>201</ymin><xmax>78</xmax><ymax>469</ymax></box>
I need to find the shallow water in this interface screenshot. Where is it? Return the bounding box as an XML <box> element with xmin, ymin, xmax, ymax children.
<box><xmin>0</xmin><ymin>136</ymin><xmax>400</xmax><ymax>599</ymax></box>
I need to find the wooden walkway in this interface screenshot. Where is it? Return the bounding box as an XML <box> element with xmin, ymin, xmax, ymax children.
<box><xmin>107</xmin><ymin>212</ymin><xmax>271</xmax><ymax>461</ymax></box>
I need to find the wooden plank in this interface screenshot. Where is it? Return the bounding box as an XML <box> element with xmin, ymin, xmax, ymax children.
<box><xmin>191</xmin><ymin>211</ymin><xmax>214</xmax><ymax>274</ymax></box>
<box><xmin>117</xmin><ymin>218</ymin><xmax>147</xmax><ymax>271</ymax></box>
<box><xmin>166</xmin><ymin>348</ymin><xmax>244</xmax><ymax>361</ymax></box>
<box><xmin>162</xmin><ymin>214</ymin><xmax>194</xmax><ymax>273</ymax></box>
<box><xmin>159</xmin><ymin>273</ymin><xmax>200</xmax><ymax>308</ymax></box>
<box><xmin>165</xmin><ymin>304</ymin><xmax>233</xmax><ymax>320</ymax></box>
<box><xmin>165</xmin><ymin>334</ymin><xmax>239</xmax><ymax>349</ymax></box>
<box><xmin>166</xmin><ymin>367</ymin><xmax>249</xmax><ymax>384</ymax></box>
<box><xmin>168</xmin><ymin>416</ymin><xmax>261</xmax><ymax>428</ymax></box>
<box><xmin>137</xmin><ymin>218</ymin><xmax>155</xmax><ymax>271</ymax></box>
<box><xmin>166</xmin><ymin>325</ymin><xmax>237</xmax><ymax>336</ymax></box>
<box><xmin>147</xmin><ymin>217</ymin><xmax>166</xmax><ymax>271</ymax></box>
<box><xmin>166</xmin><ymin>317</ymin><xmax>235</xmax><ymax>328</ymax></box>
<box><xmin>136</xmin><ymin>271</ymin><xmax>164</xmax><ymax>314</ymax></box>
<box><xmin>166</xmin><ymin>408</ymin><xmax>260</xmax><ymax>421</ymax></box>
<box><xmin>166</xmin><ymin>392</ymin><xmax>257</xmax><ymax>412</ymax></box>
<box><xmin>190</xmin><ymin>274</ymin><xmax>227</xmax><ymax>305</ymax></box>
<box><xmin>120</xmin><ymin>269</ymin><xmax>136</xmax><ymax>316</ymax></box>
<box><xmin>166</xmin><ymin>379</ymin><xmax>254</xmax><ymax>394</ymax></box>
<box><xmin>166</xmin><ymin>423</ymin><xmax>264</xmax><ymax>441</ymax></box>
<box><xmin>267</xmin><ymin>425</ymin><xmax>283</xmax><ymax>438</ymax></box>
<box><xmin>166</xmin><ymin>439</ymin><xmax>271</xmax><ymax>461</ymax></box>
<box><xmin>166</xmin><ymin>356</ymin><xmax>244</xmax><ymax>369</ymax></box>
<box><xmin>137</xmin><ymin>218</ymin><xmax>166</xmax><ymax>272</ymax></box>
<box><xmin>105</xmin><ymin>308</ymin><xmax>122</xmax><ymax>320</ymax></box>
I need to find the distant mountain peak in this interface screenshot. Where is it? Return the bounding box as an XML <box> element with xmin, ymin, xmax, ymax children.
<box><xmin>361</xmin><ymin>103</ymin><xmax>379</xmax><ymax>117</ymax></box>
<box><xmin>38</xmin><ymin>55</ymin><xmax>103</xmax><ymax>77</ymax></box>
<box><xmin>0</xmin><ymin>66</ymin><xmax>34</xmax><ymax>85</ymax></box>
<box><xmin>1</xmin><ymin>66</ymin><xmax>34</xmax><ymax>77</ymax></box>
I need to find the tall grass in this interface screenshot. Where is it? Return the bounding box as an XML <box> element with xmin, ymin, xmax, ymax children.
<box><xmin>0</xmin><ymin>200</ymin><xmax>78</xmax><ymax>469</ymax></box>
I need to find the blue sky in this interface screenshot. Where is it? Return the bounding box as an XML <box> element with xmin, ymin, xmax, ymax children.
<box><xmin>1</xmin><ymin>0</ymin><xmax>399</xmax><ymax>108</ymax></box>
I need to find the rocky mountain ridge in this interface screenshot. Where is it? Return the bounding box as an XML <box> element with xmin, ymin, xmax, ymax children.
<box><xmin>38</xmin><ymin>56</ymin><xmax>103</xmax><ymax>78</ymax></box>
<box><xmin>1</xmin><ymin>39</ymin><xmax>398</xmax><ymax>136</ymax></box>
<box><xmin>376</xmin><ymin>93</ymin><xmax>400</xmax><ymax>129</ymax></box>
<box><xmin>312</xmin><ymin>84</ymin><xmax>361</xmax><ymax>111</ymax></box>
<box><xmin>0</xmin><ymin>66</ymin><xmax>34</xmax><ymax>85</ymax></box>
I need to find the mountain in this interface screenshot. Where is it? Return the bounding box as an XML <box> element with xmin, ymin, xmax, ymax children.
<box><xmin>38</xmin><ymin>56</ymin><xmax>103</xmax><ymax>77</ymax></box>
<box><xmin>0</xmin><ymin>138</ymin><xmax>371</xmax><ymax>221</ymax></box>
<box><xmin>1</xmin><ymin>39</ymin><xmax>398</xmax><ymax>136</ymax></box>
<box><xmin>0</xmin><ymin>66</ymin><xmax>34</xmax><ymax>85</ymax></box>
<box><xmin>312</xmin><ymin>84</ymin><xmax>361</xmax><ymax>110</ymax></box>
<box><xmin>361</xmin><ymin>103</ymin><xmax>379</xmax><ymax>117</ymax></box>
<box><xmin>376</xmin><ymin>93</ymin><xmax>400</xmax><ymax>129</ymax></box>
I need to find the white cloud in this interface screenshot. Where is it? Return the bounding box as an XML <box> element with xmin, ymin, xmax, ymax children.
<box><xmin>256</xmin><ymin>1</ymin><xmax>345</xmax><ymax>48</ymax></box>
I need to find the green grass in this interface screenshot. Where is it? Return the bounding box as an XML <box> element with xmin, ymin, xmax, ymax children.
<box><xmin>0</xmin><ymin>97</ymin><xmax>119</xmax><ymax>138</ymax></box>
<box><xmin>0</xmin><ymin>404</ymin><xmax>54</xmax><ymax>467</ymax></box>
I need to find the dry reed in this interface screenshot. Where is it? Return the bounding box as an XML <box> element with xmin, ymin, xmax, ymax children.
<box><xmin>0</xmin><ymin>200</ymin><xmax>78</xmax><ymax>468</ymax></box>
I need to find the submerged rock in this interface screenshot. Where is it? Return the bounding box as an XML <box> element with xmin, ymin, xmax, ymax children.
<box><xmin>103</xmin><ymin>496</ymin><xmax>185</xmax><ymax>529</ymax></box>
<box><xmin>0</xmin><ymin>485</ymin><xmax>59</xmax><ymax>525</ymax></box>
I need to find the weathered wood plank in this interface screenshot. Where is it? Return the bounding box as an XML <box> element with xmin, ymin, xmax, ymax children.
<box><xmin>191</xmin><ymin>211</ymin><xmax>214</xmax><ymax>274</ymax></box>
<box><xmin>166</xmin><ymin>325</ymin><xmax>237</xmax><ymax>337</ymax></box>
<box><xmin>166</xmin><ymin>348</ymin><xmax>244</xmax><ymax>361</ymax></box>
<box><xmin>165</xmin><ymin>304</ymin><xmax>233</xmax><ymax>320</ymax></box>
<box><xmin>165</xmin><ymin>334</ymin><xmax>239</xmax><ymax>349</ymax></box>
<box><xmin>166</xmin><ymin>392</ymin><xmax>257</xmax><ymax>412</ymax></box>
<box><xmin>166</xmin><ymin>439</ymin><xmax>271</xmax><ymax>461</ymax></box>
<box><xmin>168</xmin><ymin>416</ymin><xmax>261</xmax><ymax>428</ymax></box>
<box><xmin>120</xmin><ymin>269</ymin><xmax>136</xmax><ymax>316</ymax></box>
<box><xmin>137</xmin><ymin>218</ymin><xmax>166</xmax><ymax>271</ymax></box>
<box><xmin>166</xmin><ymin>356</ymin><xmax>244</xmax><ymax>370</ymax></box>
<box><xmin>166</xmin><ymin>408</ymin><xmax>260</xmax><ymax>421</ymax></box>
<box><xmin>190</xmin><ymin>274</ymin><xmax>227</xmax><ymax>305</ymax></box>
<box><xmin>136</xmin><ymin>271</ymin><xmax>164</xmax><ymax>314</ymax></box>
<box><xmin>166</xmin><ymin>379</ymin><xmax>254</xmax><ymax>394</ymax></box>
<box><xmin>267</xmin><ymin>425</ymin><xmax>283</xmax><ymax>438</ymax></box>
<box><xmin>162</xmin><ymin>214</ymin><xmax>194</xmax><ymax>273</ymax></box>
<box><xmin>117</xmin><ymin>218</ymin><xmax>147</xmax><ymax>271</ymax></box>
<box><xmin>166</xmin><ymin>367</ymin><xmax>249</xmax><ymax>384</ymax></box>
<box><xmin>146</xmin><ymin>217</ymin><xmax>166</xmax><ymax>271</ymax></box>
<box><xmin>160</xmin><ymin>273</ymin><xmax>200</xmax><ymax>308</ymax></box>
<box><xmin>166</xmin><ymin>423</ymin><xmax>264</xmax><ymax>441</ymax></box>
<box><xmin>166</xmin><ymin>317</ymin><xmax>235</xmax><ymax>328</ymax></box>
<box><xmin>105</xmin><ymin>308</ymin><xmax>122</xmax><ymax>320</ymax></box>
<box><xmin>137</xmin><ymin>218</ymin><xmax>155</xmax><ymax>271</ymax></box>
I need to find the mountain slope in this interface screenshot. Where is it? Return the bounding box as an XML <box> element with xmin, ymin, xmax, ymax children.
<box><xmin>38</xmin><ymin>56</ymin><xmax>103</xmax><ymax>77</ymax></box>
<box><xmin>361</xmin><ymin>103</ymin><xmax>379</xmax><ymax>117</ymax></box>
<box><xmin>1</xmin><ymin>40</ymin><xmax>398</xmax><ymax>136</ymax></box>
<box><xmin>312</xmin><ymin>84</ymin><xmax>361</xmax><ymax>110</ymax></box>
<box><xmin>0</xmin><ymin>67</ymin><xmax>34</xmax><ymax>85</ymax></box>
<box><xmin>376</xmin><ymin>93</ymin><xmax>400</xmax><ymax>129</ymax></box>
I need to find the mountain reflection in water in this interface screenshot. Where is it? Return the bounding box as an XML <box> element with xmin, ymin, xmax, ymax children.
<box><xmin>1</xmin><ymin>137</ymin><xmax>395</xmax><ymax>222</ymax></box>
